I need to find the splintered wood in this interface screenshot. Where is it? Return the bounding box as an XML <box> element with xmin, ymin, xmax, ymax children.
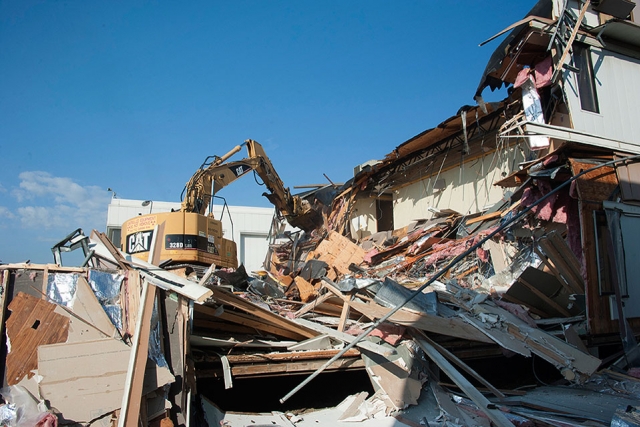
<box><xmin>306</xmin><ymin>231</ymin><xmax>365</xmax><ymax>276</ymax></box>
<box><xmin>294</xmin><ymin>276</ymin><xmax>316</xmax><ymax>302</ymax></box>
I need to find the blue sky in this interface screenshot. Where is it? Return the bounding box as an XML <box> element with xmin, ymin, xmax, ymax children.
<box><xmin>0</xmin><ymin>1</ymin><xmax>534</xmax><ymax>264</ymax></box>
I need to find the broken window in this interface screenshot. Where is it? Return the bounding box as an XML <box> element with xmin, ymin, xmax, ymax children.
<box><xmin>107</xmin><ymin>226</ymin><xmax>122</xmax><ymax>247</ymax></box>
<box><xmin>573</xmin><ymin>43</ymin><xmax>600</xmax><ymax>113</ymax></box>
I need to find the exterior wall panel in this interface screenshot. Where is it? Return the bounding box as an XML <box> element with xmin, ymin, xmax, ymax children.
<box><xmin>565</xmin><ymin>47</ymin><xmax>640</xmax><ymax>146</ymax></box>
<box><xmin>392</xmin><ymin>144</ymin><xmax>525</xmax><ymax>229</ymax></box>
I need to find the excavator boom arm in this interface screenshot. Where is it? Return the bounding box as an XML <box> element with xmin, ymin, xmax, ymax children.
<box><xmin>181</xmin><ymin>139</ymin><xmax>322</xmax><ymax>231</ymax></box>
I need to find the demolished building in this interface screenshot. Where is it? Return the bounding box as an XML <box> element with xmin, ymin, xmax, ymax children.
<box><xmin>3</xmin><ymin>0</ymin><xmax>640</xmax><ymax>426</ymax></box>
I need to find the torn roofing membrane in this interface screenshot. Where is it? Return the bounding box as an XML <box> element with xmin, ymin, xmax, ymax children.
<box><xmin>475</xmin><ymin>0</ymin><xmax>553</xmax><ymax>98</ymax></box>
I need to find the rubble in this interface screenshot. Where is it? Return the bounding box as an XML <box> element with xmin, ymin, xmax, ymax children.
<box><xmin>3</xmin><ymin>0</ymin><xmax>640</xmax><ymax>426</ymax></box>
<box><xmin>2</xmin><ymin>146</ymin><xmax>640</xmax><ymax>426</ymax></box>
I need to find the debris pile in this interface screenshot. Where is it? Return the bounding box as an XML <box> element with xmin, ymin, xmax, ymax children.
<box><xmin>3</xmin><ymin>0</ymin><xmax>640</xmax><ymax>424</ymax></box>
<box><xmin>2</xmin><ymin>144</ymin><xmax>639</xmax><ymax>427</ymax></box>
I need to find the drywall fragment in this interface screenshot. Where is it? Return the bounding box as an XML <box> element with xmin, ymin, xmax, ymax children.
<box><xmin>366</xmin><ymin>359</ymin><xmax>422</xmax><ymax>411</ymax></box>
<box><xmin>287</xmin><ymin>334</ymin><xmax>333</xmax><ymax>351</ymax></box>
<box><xmin>337</xmin><ymin>391</ymin><xmax>369</xmax><ymax>421</ymax></box>
<box><xmin>38</xmin><ymin>338</ymin><xmax>131</xmax><ymax>422</ymax></box>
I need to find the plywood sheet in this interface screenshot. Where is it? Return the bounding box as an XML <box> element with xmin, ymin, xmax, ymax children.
<box><xmin>307</xmin><ymin>231</ymin><xmax>365</xmax><ymax>275</ymax></box>
<box><xmin>5</xmin><ymin>292</ymin><xmax>69</xmax><ymax>385</ymax></box>
<box><xmin>570</xmin><ymin>160</ymin><xmax>617</xmax><ymax>201</ymax></box>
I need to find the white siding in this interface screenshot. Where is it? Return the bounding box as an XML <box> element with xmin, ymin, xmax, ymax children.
<box><xmin>349</xmin><ymin>198</ymin><xmax>378</xmax><ymax>241</ymax></box>
<box><xmin>215</xmin><ymin>205</ymin><xmax>277</xmax><ymax>247</ymax></box>
<box><xmin>240</xmin><ymin>233</ymin><xmax>270</xmax><ymax>272</ymax></box>
<box><xmin>565</xmin><ymin>47</ymin><xmax>640</xmax><ymax>146</ymax></box>
<box><xmin>392</xmin><ymin>143</ymin><xmax>526</xmax><ymax>229</ymax></box>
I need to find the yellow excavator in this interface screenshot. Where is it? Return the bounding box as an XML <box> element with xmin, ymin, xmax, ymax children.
<box><xmin>120</xmin><ymin>139</ymin><xmax>322</xmax><ymax>269</ymax></box>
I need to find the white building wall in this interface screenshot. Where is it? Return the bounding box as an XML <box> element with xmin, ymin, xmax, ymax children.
<box><xmin>564</xmin><ymin>46</ymin><xmax>640</xmax><ymax>146</ymax></box>
<box><xmin>392</xmin><ymin>144</ymin><xmax>525</xmax><ymax>228</ymax></box>
<box><xmin>349</xmin><ymin>198</ymin><xmax>378</xmax><ymax>241</ymax></box>
<box><xmin>217</xmin><ymin>205</ymin><xmax>276</xmax><ymax>273</ymax></box>
<box><xmin>106</xmin><ymin>198</ymin><xmax>278</xmax><ymax>272</ymax></box>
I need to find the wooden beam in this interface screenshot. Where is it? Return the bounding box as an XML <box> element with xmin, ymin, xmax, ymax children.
<box><xmin>537</xmin><ymin>234</ymin><xmax>584</xmax><ymax>294</ymax></box>
<box><xmin>533</xmin><ymin>246</ymin><xmax>575</xmax><ymax>296</ymax></box>
<box><xmin>294</xmin><ymin>292</ymin><xmax>334</xmax><ymax>317</ymax></box>
<box><xmin>194</xmin><ymin>304</ymin><xmax>310</xmax><ymax>341</ymax></box>
<box><xmin>0</xmin><ymin>270</ymin><xmax>10</xmax><ymax>344</ymax></box>
<box><xmin>119</xmin><ymin>280</ymin><xmax>157</xmax><ymax>427</ymax></box>
<box><xmin>221</xmin><ymin>348</ymin><xmax>361</xmax><ymax>364</ymax></box>
<box><xmin>192</xmin><ymin>318</ymin><xmax>257</xmax><ymax>335</ymax></box>
<box><xmin>465</xmin><ymin>211</ymin><xmax>503</xmax><ymax>225</ymax></box>
<box><xmin>337</xmin><ymin>300</ymin><xmax>351</xmax><ymax>333</ymax></box>
<box><xmin>122</xmin><ymin>270</ymin><xmax>141</xmax><ymax>339</ymax></box>
<box><xmin>547</xmin><ymin>231</ymin><xmax>585</xmax><ymax>291</ymax></box>
<box><xmin>482</xmin><ymin>303</ymin><xmax>601</xmax><ymax>381</ymax></box>
<box><xmin>0</xmin><ymin>263</ymin><xmax>87</xmax><ymax>273</ymax></box>
<box><xmin>91</xmin><ymin>231</ymin><xmax>133</xmax><ymax>271</ymax></box>
<box><xmin>230</xmin><ymin>357</ymin><xmax>364</xmax><ymax>376</ymax></box>
<box><xmin>460</xmin><ymin>313</ymin><xmax>532</xmax><ymax>357</ymax></box>
<box><xmin>320</xmin><ymin>280</ymin><xmax>350</xmax><ymax>302</ymax></box>
<box><xmin>209</xmin><ymin>287</ymin><xmax>317</xmax><ymax>339</ymax></box>
<box><xmin>197</xmin><ymin>357</ymin><xmax>365</xmax><ymax>378</ymax></box>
